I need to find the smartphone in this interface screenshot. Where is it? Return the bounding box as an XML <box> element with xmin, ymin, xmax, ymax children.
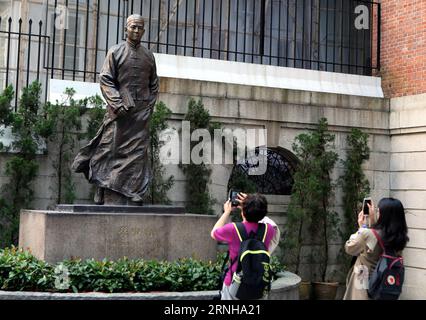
<box><xmin>228</xmin><ymin>190</ymin><xmax>240</xmax><ymax>207</ymax></box>
<box><xmin>363</xmin><ymin>197</ymin><xmax>372</xmax><ymax>216</ymax></box>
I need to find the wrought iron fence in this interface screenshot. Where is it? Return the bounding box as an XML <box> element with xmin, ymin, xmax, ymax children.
<box><xmin>0</xmin><ymin>17</ymin><xmax>50</xmax><ymax>110</ymax></box>
<box><xmin>0</xmin><ymin>0</ymin><xmax>381</xmax><ymax>108</ymax></box>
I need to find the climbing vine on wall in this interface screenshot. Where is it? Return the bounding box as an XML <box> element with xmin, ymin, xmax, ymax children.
<box><xmin>145</xmin><ymin>101</ymin><xmax>175</xmax><ymax>205</ymax></box>
<box><xmin>338</xmin><ymin>128</ymin><xmax>371</xmax><ymax>275</ymax></box>
<box><xmin>0</xmin><ymin>82</ymin><xmax>55</xmax><ymax>247</ymax></box>
<box><xmin>45</xmin><ymin>91</ymin><xmax>107</xmax><ymax>204</ymax></box>
<box><xmin>0</xmin><ymin>83</ymin><xmax>107</xmax><ymax>247</ymax></box>
<box><xmin>181</xmin><ymin>98</ymin><xmax>220</xmax><ymax>215</ymax></box>
<box><xmin>44</xmin><ymin>88</ymin><xmax>84</xmax><ymax>204</ymax></box>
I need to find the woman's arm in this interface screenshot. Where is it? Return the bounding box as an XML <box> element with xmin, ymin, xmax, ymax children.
<box><xmin>210</xmin><ymin>200</ymin><xmax>232</xmax><ymax>240</ymax></box>
<box><xmin>345</xmin><ymin>210</ymin><xmax>370</xmax><ymax>256</ymax></box>
<box><xmin>345</xmin><ymin>231</ymin><xmax>367</xmax><ymax>256</ymax></box>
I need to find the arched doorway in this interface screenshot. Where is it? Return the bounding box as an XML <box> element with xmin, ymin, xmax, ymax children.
<box><xmin>227</xmin><ymin>147</ymin><xmax>298</xmax><ymax>195</ymax></box>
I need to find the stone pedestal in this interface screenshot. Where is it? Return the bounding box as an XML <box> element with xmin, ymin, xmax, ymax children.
<box><xmin>19</xmin><ymin>205</ymin><xmax>218</xmax><ymax>264</ymax></box>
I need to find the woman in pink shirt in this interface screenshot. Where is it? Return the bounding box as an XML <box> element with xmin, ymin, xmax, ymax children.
<box><xmin>210</xmin><ymin>193</ymin><xmax>276</xmax><ymax>300</ymax></box>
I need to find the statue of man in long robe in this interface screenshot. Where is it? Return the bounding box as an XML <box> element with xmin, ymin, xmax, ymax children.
<box><xmin>72</xmin><ymin>14</ymin><xmax>158</xmax><ymax>205</ymax></box>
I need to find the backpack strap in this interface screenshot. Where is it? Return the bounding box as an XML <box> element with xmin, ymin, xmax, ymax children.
<box><xmin>372</xmin><ymin>229</ymin><xmax>403</xmax><ymax>263</ymax></box>
<box><xmin>233</xmin><ymin>222</ymin><xmax>248</xmax><ymax>242</ymax></box>
<box><xmin>233</xmin><ymin>222</ymin><xmax>268</xmax><ymax>242</ymax></box>
<box><xmin>220</xmin><ymin>251</ymin><xmax>230</xmax><ymax>274</ymax></box>
<box><xmin>389</xmin><ymin>256</ymin><xmax>404</xmax><ymax>269</ymax></box>
<box><xmin>232</xmin><ymin>223</ymin><xmax>247</xmax><ymax>275</ymax></box>
<box><xmin>371</xmin><ymin>229</ymin><xmax>386</xmax><ymax>254</ymax></box>
<box><xmin>255</xmin><ymin>223</ymin><xmax>267</xmax><ymax>243</ymax></box>
<box><xmin>371</xmin><ymin>229</ymin><xmax>384</xmax><ymax>249</ymax></box>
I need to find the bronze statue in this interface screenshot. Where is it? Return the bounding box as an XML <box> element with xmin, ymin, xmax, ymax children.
<box><xmin>72</xmin><ymin>15</ymin><xmax>159</xmax><ymax>205</ymax></box>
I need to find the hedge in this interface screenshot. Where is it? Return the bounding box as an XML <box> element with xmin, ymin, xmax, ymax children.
<box><xmin>0</xmin><ymin>247</ymin><xmax>284</xmax><ymax>293</ymax></box>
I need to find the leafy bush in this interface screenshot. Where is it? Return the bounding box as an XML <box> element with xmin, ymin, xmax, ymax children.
<box><xmin>0</xmin><ymin>83</ymin><xmax>56</xmax><ymax>246</ymax></box>
<box><xmin>81</xmin><ymin>95</ymin><xmax>107</xmax><ymax>141</ymax></box>
<box><xmin>338</xmin><ymin>128</ymin><xmax>370</xmax><ymax>279</ymax></box>
<box><xmin>181</xmin><ymin>98</ymin><xmax>220</xmax><ymax>215</ymax></box>
<box><xmin>282</xmin><ymin>118</ymin><xmax>339</xmax><ymax>282</ymax></box>
<box><xmin>0</xmin><ymin>248</ymin><xmax>285</xmax><ymax>293</ymax></box>
<box><xmin>0</xmin><ymin>247</ymin><xmax>54</xmax><ymax>291</ymax></box>
<box><xmin>340</xmin><ymin>128</ymin><xmax>370</xmax><ymax>242</ymax></box>
<box><xmin>145</xmin><ymin>101</ymin><xmax>175</xmax><ymax>205</ymax></box>
<box><xmin>44</xmin><ymin>88</ymin><xmax>86</xmax><ymax>204</ymax></box>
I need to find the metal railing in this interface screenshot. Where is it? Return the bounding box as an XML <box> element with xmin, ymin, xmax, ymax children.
<box><xmin>0</xmin><ymin>17</ymin><xmax>50</xmax><ymax>110</ymax></box>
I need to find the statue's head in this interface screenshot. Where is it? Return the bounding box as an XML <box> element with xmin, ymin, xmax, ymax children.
<box><xmin>125</xmin><ymin>14</ymin><xmax>145</xmax><ymax>44</ymax></box>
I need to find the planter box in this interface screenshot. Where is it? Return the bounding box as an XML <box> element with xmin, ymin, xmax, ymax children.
<box><xmin>0</xmin><ymin>272</ymin><xmax>301</xmax><ymax>300</ymax></box>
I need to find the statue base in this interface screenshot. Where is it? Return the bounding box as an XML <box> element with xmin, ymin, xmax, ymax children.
<box><xmin>19</xmin><ymin>205</ymin><xmax>217</xmax><ymax>264</ymax></box>
<box><xmin>55</xmin><ymin>204</ymin><xmax>185</xmax><ymax>214</ymax></box>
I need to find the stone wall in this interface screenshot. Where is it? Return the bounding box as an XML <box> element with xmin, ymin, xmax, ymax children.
<box><xmin>157</xmin><ymin>77</ymin><xmax>390</xmax><ymax>220</ymax></box>
<box><xmin>390</xmin><ymin>93</ymin><xmax>426</xmax><ymax>300</ymax></box>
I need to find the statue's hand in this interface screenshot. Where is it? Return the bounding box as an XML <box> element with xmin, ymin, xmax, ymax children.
<box><xmin>115</xmin><ymin>106</ymin><xmax>128</xmax><ymax>118</ymax></box>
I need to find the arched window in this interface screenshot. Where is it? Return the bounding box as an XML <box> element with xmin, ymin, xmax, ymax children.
<box><xmin>228</xmin><ymin>147</ymin><xmax>298</xmax><ymax>195</ymax></box>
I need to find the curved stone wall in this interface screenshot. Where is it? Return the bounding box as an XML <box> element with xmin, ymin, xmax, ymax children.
<box><xmin>0</xmin><ymin>272</ymin><xmax>301</xmax><ymax>300</ymax></box>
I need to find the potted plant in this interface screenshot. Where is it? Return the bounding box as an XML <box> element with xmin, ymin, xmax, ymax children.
<box><xmin>281</xmin><ymin>118</ymin><xmax>339</xmax><ymax>300</ymax></box>
<box><xmin>336</xmin><ymin>128</ymin><xmax>371</xmax><ymax>297</ymax></box>
<box><xmin>280</xmin><ymin>135</ymin><xmax>312</xmax><ymax>299</ymax></box>
<box><xmin>307</xmin><ymin>119</ymin><xmax>339</xmax><ymax>300</ymax></box>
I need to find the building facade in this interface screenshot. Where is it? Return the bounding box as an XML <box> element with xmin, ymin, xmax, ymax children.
<box><xmin>380</xmin><ymin>0</ymin><xmax>426</xmax><ymax>300</ymax></box>
<box><xmin>0</xmin><ymin>0</ymin><xmax>424</xmax><ymax>299</ymax></box>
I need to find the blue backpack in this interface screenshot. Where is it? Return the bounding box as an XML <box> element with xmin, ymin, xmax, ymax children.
<box><xmin>368</xmin><ymin>229</ymin><xmax>404</xmax><ymax>300</ymax></box>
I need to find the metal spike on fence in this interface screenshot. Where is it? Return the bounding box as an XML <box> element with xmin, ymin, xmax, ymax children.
<box><xmin>6</xmin><ymin>18</ymin><xmax>12</xmax><ymax>88</ymax></box>
<box><xmin>37</xmin><ymin>21</ymin><xmax>43</xmax><ymax>83</ymax></box>
<box><xmin>15</xmin><ymin>18</ymin><xmax>23</xmax><ymax>111</ymax></box>
<box><xmin>27</xmin><ymin>19</ymin><xmax>33</xmax><ymax>88</ymax></box>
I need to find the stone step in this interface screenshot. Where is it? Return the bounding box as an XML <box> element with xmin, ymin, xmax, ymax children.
<box><xmin>56</xmin><ymin>204</ymin><xmax>185</xmax><ymax>214</ymax></box>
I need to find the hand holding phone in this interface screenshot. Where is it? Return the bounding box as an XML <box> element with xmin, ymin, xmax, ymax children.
<box><xmin>228</xmin><ymin>190</ymin><xmax>240</xmax><ymax>207</ymax></box>
<box><xmin>362</xmin><ymin>197</ymin><xmax>372</xmax><ymax>227</ymax></box>
<box><xmin>363</xmin><ymin>197</ymin><xmax>372</xmax><ymax>216</ymax></box>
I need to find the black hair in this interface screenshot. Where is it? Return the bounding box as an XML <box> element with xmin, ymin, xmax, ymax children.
<box><xmin>373</xmin><ymin>198</ymin><xmax>409</xmax><ymax>252</ymax></box>
<box><xmin>242</xmin><ymin>193</ymin><xmax>268</xmax><ymax>222</ymax></box>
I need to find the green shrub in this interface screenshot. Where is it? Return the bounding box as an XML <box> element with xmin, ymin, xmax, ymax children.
<box><xmin>0</xmin><ymin>248</ymin><xmax>285</xmax><ymax>293</ymax></box>
<box><xmin>0</xmin><ymin>247</ymin><xmax>54</xmax><ymax>291</ymax></box>
<box><xmin>44</xmin><ymin>88</ymin><xmax>86</xmax><ymax>204</ymax></box>
<box><xmin>338</xmin><ymin>128</ymin><xmax>370</xmax><ymax>280</ymax></box>
<box><xmin>0</xmin><ymin>82</ymin><xmax>55</xmax><ymax>247</ymax></box>
<box><xmin>181</xmin><ymin>98</ymin><xmax>220</xmax><ymax>215</ymax></box>
<box><xmin>81</xmin><ymin>95</ymin><xmax>107</xmax><ymax>141</ymax></box>
<box><xmin>145</xmin><ymin>101</ymin><xmax>175</xmax><ymax>205</ymax></box>
<box><xmin>282</xmin><ymin>118</ymin><xmax>339</xmax><ymax>282</ymax></box>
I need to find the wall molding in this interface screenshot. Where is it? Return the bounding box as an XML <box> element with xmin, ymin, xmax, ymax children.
<box><xmin>154</xmin><ymin>53</ymin><xmax>384</xmax><ymax>98</ymax></box>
